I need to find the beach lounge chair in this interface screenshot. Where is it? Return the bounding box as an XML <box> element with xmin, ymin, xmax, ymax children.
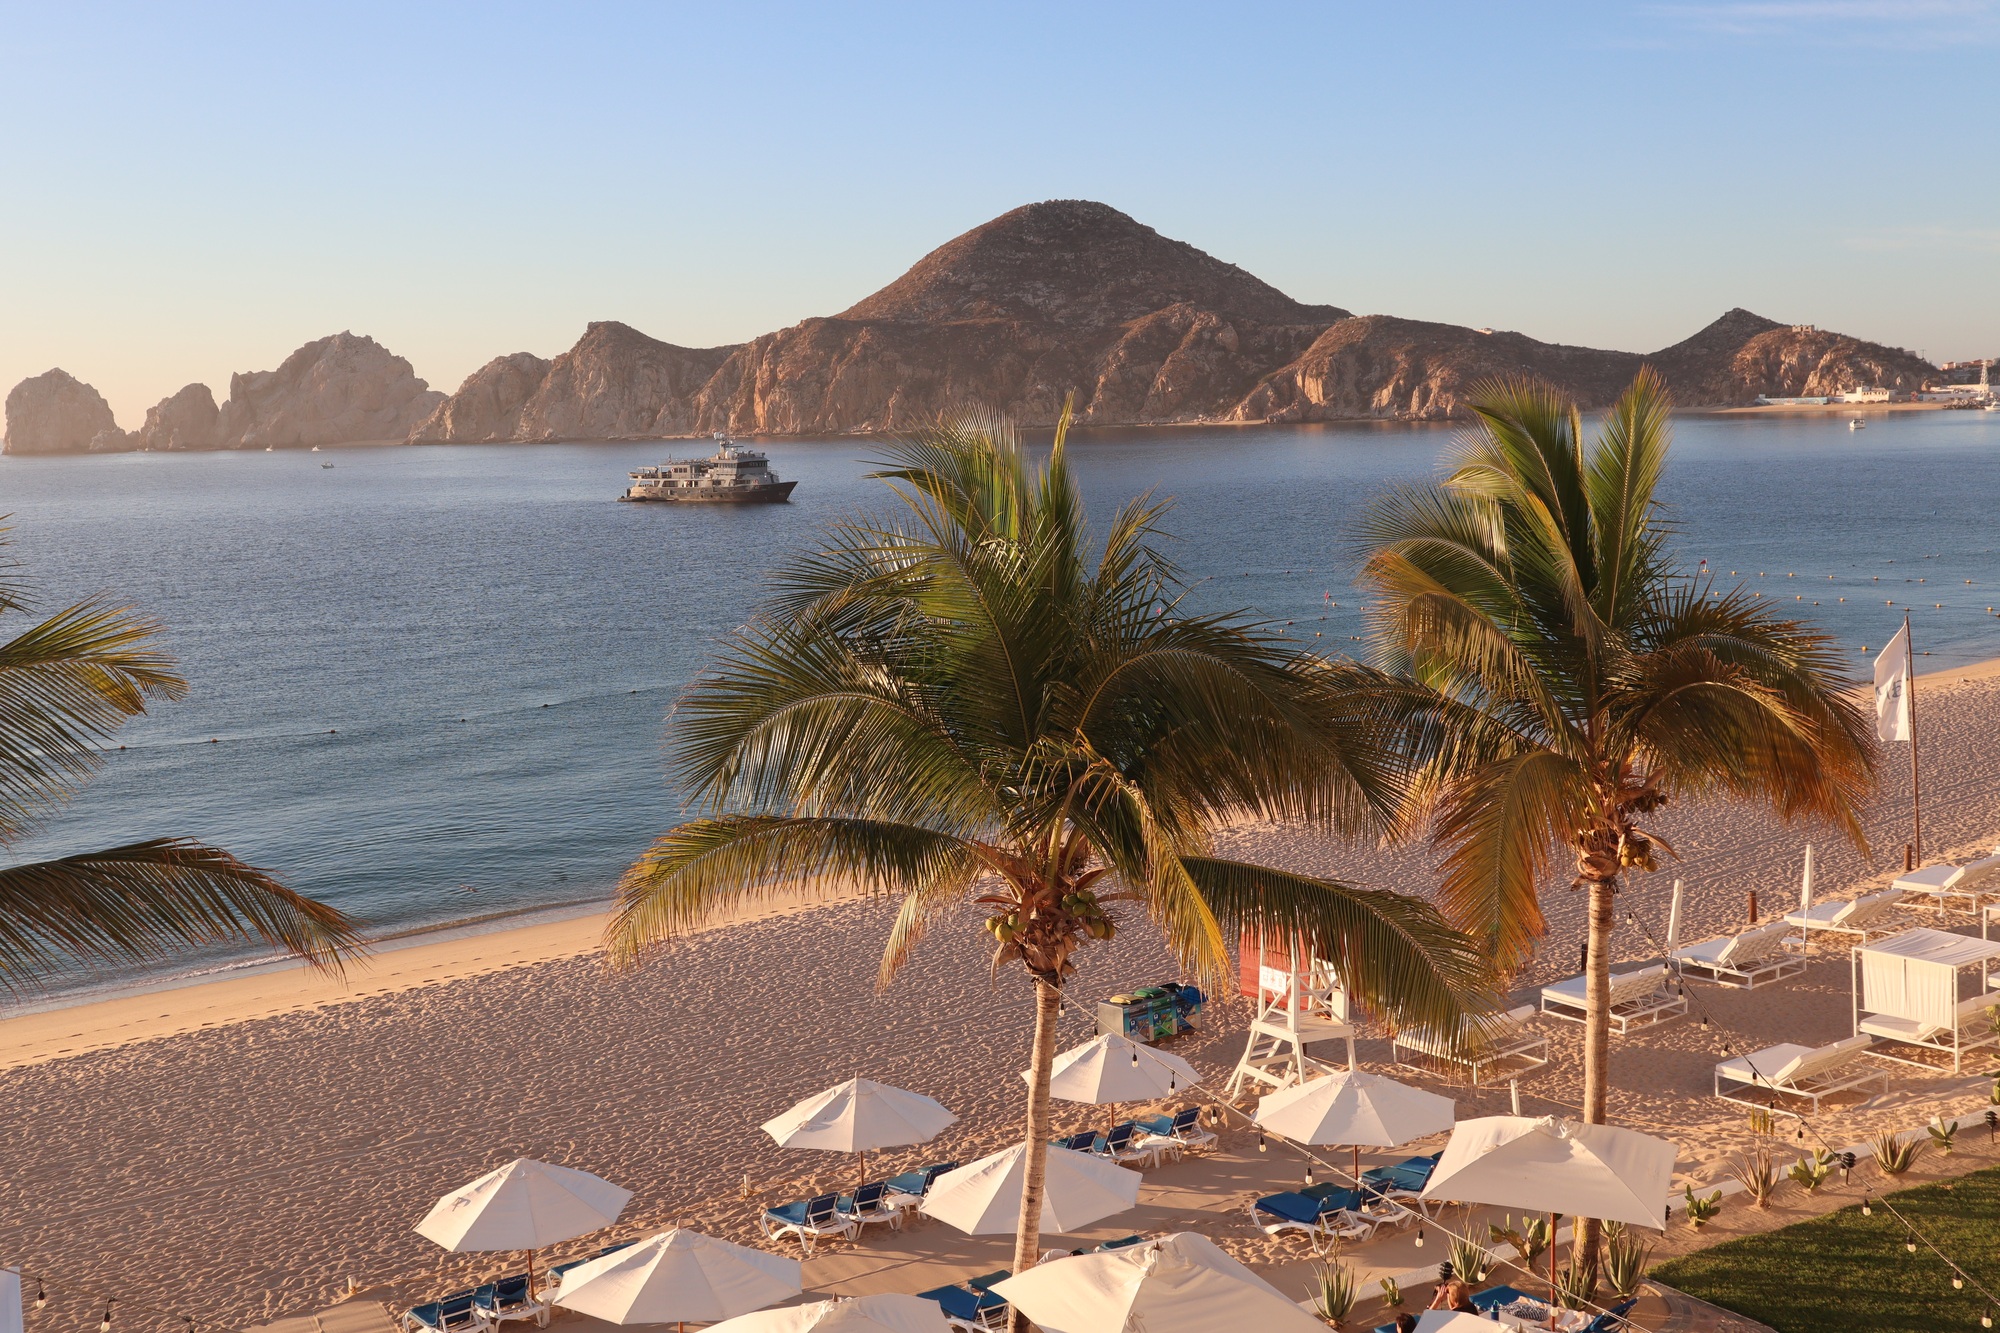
<box><xmin>1581</xmin><ymin>1299</ymin><xmax>1640</xmax><ymax>1333</ymax></box>
<box><xmin>1470</xmin><ymin>1286</ymin><xmax>1534</xmax><ymax>1314</ymax></box>
<box><xmin>916</xmin><ymin>1283</ymin><xmax>1008</xmax><ymax>1333</ymax></box>
<box><xmin>759</xmin><ymin>1192</ymin><xmax>858</xmax><ymax>1256</ymax></box>
<box><xmin>1541</xmin><ymin>964</ymin><xmax>1687</xmax><ymax>1033</ymax></box>
<box><xmin>1135</xmin><ymin>1105</ymin><xmax>1219</xmax><ymax>1155</ymax></box>
<box><xmin>1097</xmin><ymin>1121</ymin><xmax>1164</xmax><ymax>1169</ymax></box>
<box><xmin>1894</xmin><ymin>856</ymin><xmax>2000</xmax><ymax>914</ymax></box>
<box><xmin>473</xmin><ymin>1276</ymin><xmax>547</xmax><ymax>1330</ymax></box>
<box><xmin>837</xmin><ymin>1180</ymin><xmax>903</xmax><ymax>1235</ymax></box>
<box><xmin>1360</xmin><ymin>1153</ymin><xmax>1442</xmax><ymax>1217</ymax></box>
<box><xmin>1305</xmin><ymin>1182</ymin><xmax>1415</xmax><ymax>1228</ymax></box>
<box><xmin>539</xmin><ymin>1241</ymin><xmax>637</xmax><ymax>1299</ymax></box>
<box><xmin>403</xmin><ymin>1293</ymin><xmax>485</xmax><ymax>1333</ymax></box>
<box><xmin>883</xmin><ymin>1161</ymin><xmax>957</xmax><ymax>1199</ymax></box>
<box><xmin>1784</xmin><ymin>886</ymin><xmax>1904</xmax><ymax>946</ymax></box>
<box><xmin>1713</xmin><ymin>1034</ymin><xmax>1888</xmax><ymax>1114</ymax></box>
<box><xmin>1051</xmin><ymin>1131</ymin><xmax>1100</xmax><ymax>1153</ymax></box>
<box><xmin>1392</xmin><ymin>1004</ymin><xmax>1550</xmax><ymax>1084</ymax></box>
<box><xmin>1670</xmin><ymin>921</ymin><xmax>1807</xmax><ymax>989</ymax></box>
<box><xmin>1251</xmin><ymin>1190</ymin><xmax>1380</xmax><ymax>1252</ymax></box>
<box><xmin>1859</xmin><ymin>992</ymin><xmax>2000</xmax><ymax>1068</ymax></box>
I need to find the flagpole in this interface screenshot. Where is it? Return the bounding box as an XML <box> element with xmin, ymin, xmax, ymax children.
<box><xmin>1907</xmin><ymin>611</ymin><xmax>1922</xmax><ymax>867</ymax></box>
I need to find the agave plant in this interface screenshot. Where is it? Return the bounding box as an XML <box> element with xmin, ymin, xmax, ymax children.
<box><xmin>1729</xmin><ymin>1148</ymin><xmax>1781</xmax><ymax>1209</ymax></box>
<box><xmin>1311</xmin><ymin>1261</ymin><xmax>1359</xmax><ymax>1326</ymax></box>
<box><xmin>1788</xmin><ymin>1148</ymin><xmax>1835</xmax><ymax>1194</ymax></box>
<box><xmin>1602</xmin><ymin>1229</ymin><xmax>1653</xmax><ymax>1301</ymax></box>
<box><xmin>1448</xmin><ymin>1234</ymin><xmax>1495</xmax><ymax>1285</ymax></box>
<box><xmin>1874</xmin><ymin>1129</ymin><xmax>1925</xmax><ymax>1175</ymax></box>
<box><xmin>1552</xmin><ymin>1261</ymin><xmax>1598</xmax><ymax>1311</ymax></box>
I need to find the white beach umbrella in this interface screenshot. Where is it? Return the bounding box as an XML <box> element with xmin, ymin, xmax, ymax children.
<box><xmin>1420</xmin><ymin>1115</ymin><xmax>1675</xmax><ymax>1230</ymax></box>
<box><xmin>921</xmin><ymin>1145</ymin><xmax>1141</xmax><ymax>1235</ymax></box>
<box><xmin>989</xmin><ymin>1231</ymin><xmax>1323</xmax><ymax>1333</ymax></box>
<box><xmin>760</xmin><ymin>1078</ymin><xmax>957</xmax><ymax>1177</ymax></box>
<box><xmin>416</xmin><ymin>1158</ymin><xmax>632</xmax><ymax>1251</ymax></box>
<box><xmin>551</xmin><ymin>1228</ymin><xmax>800</xmax><ymax>1325</ymax></box>
<box><xmin>1022</xmin><ymin>1033</ymin><xmax>1200</xmax><ymax>1105</ymax></box>
<box><xmin>1665</xmin><ymin>879</ymin><xmax>1684</xmax><ymax>951</ymax></box>
<box><xmin>706</xmin><ymin>1293</ymin><xmax>949</xmax><ymax>1333</ymax></box>
<box><xmin>415</xmin><ymin>1158</ymin><xmax>632</xmax><ymax>1294</ymax></box>
<box><xmin>1255</xmin><ymin>1069</ymin><xmax>1455</xmax><ymax>1180</ymax></box>
<box><xmin>1799</xmin><ymin>844</ymin><xmax>1815</xmax><ymax>914</ymax></box>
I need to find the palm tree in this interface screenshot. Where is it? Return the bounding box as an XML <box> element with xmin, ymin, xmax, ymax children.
<box><xmin>609</xmin><ymin>413</ymin><xmax>1493</xmax><ymax>1299</ymax></box>
<box><xmin>0</xmin><ymin>531</ymin><xmax>361</xmax><ymax>989</ymax></box>
<box><xmin>1356</xmin><ymin>369</ymin><xmax>1875</xmax><ymax>1279</ymax></box>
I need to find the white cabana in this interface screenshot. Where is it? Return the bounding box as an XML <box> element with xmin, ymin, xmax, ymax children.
<box><xmin>706</xmin><ymin>1293</ymin><xmax>949</xmax><ymax>1333</ymax></box>
<box><xmin>1025</xmin><ymin>1033</ymin><xmax>1200</xmax><ymax>1105</ymax></box>
<box><xmin>1853</xmin><ymin>927</ymin><xmax>2000</xmax><ymax>1072</ymax></box>
<box><xmin>1420</xmin><ymin>1115</ymin><xmax>1675</xmax><ymax>1230</ymax></box>
<box><xmin>551</xmin><ymin>1228</ymin><xmax>800</xmax><ymax>1325</ymax></box>
<box><xmin>761</xmin><ymin>1078</ymin><xmax>957</xmax><ymax>1177</ymax></box>
<box><xmin>920</xmin><ymin>1145</ymin><xmax>1140</xmax><ymax>1235</ymax></box>
<box><xmin>989</xmin><ymin>1232</ymin><xmax>1323</xmax><ymax>1333</ymax></box>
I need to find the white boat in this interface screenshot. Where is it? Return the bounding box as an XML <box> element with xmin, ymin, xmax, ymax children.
<box><xmin>310</xmin><ymin>446</ymin><xmax>321</xmax><ymax>452</ymax></box>
<box><xmin>321</xmin><ymin>461</ymin><xmax>334</xmax><ymax>469</ymax></box>
<box><xmin>1849</xmin><ymin>418</ymin><xmax>1866</xmax><ymax>430</ymax></box>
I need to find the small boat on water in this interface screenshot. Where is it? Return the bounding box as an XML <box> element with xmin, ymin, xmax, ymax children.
<box><xmin>321</xmin><ymin>461</ymin><xmax>334</xmax><ymax>469</ymax></box>
<box><xmin>310</xmin><ymin>446</ymin><xmax>321</xmax><ymax>453</ymax></box>
<box><xmin>1849</xmin><ymin>418</ymin><xmax>1867</xmax><ymax>430</ymax></box>
<box><xmin>621</xmin><ymin>435</ymin><xmax>796</xmax><ymax>504</ymax></box>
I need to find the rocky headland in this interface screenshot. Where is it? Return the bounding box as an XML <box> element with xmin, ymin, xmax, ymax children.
<box><xmin>3</xmin><ymin>201</ymin><xmax>1946</xmax><ymax>454</ymax></box>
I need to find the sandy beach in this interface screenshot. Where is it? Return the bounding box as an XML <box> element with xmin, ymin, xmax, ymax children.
<box><xmin>6</xmin><ymin>662</ymin><xmax>2000</xmax><ymax>1330</ymax></box>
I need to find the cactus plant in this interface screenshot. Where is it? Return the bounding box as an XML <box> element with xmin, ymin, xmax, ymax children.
<box><xmin>1683</xmin><ymin>1185</ymin><xmax>1722</xmax><ymax>1228</ymax></box>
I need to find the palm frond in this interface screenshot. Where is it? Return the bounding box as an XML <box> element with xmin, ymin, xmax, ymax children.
<box><xmin>1177</xmin><ymin>855</ymin><xmax>1497</xmax><ymax>1039</ymax></box>
<box><xmin>0</xmin><ymin>839</ymin><xmax>364</xmax><ymax>991</ymax></box>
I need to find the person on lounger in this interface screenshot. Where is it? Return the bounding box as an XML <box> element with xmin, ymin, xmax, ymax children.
<box><xmin>1428</xmin><ymin>1279</ymin><xmax>1476</xmax><ymax>1313</ymax></box>
<box><xmin>1396</xmin><ymin>1315</ymin><xmax>1418</xmax><ymax>1333</ymax></box>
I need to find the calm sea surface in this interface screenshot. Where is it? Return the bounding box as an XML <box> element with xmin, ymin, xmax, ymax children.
<box><xmin>3</xmin><ymin>409</ymin><xmax>1997</xmax><ymax>997</ymax></box>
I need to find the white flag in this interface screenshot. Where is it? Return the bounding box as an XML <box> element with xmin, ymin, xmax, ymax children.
<box><xmin>1874</xmin><ymin>622</ymin><xmax>1912</xmax><ymax>743</ymax></box>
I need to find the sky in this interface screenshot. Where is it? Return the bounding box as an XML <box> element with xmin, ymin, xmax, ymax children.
<box><xmin>1</xmin><ymin>1</ymin><xmax>1995</xmax><ymax>424</ymax></box>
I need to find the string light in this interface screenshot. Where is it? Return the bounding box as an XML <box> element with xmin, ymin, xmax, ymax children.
<box><xmin>1416</xmin><ymin>1226</ymin><xmax>1426</xmax><ymax>1248</ymax></box>
<box><xmin>1257</xmin><ymin>1131</ymin><xmax>1267</xmax><ymax>1154</ymax></box>
<box><xmin>1955</xmin><ymin>1276</ymin><xmax>1966</xmax><ymax>1290</ymax></box>
<box><xmin>1982</xmin><ymin>1309</ymin><xmax>1993</xmax><ymax>1328</ymax></box>
<box><xmin>1863</xmin><ymin>1192</ymin><xmax>1873</xmax><ymax>1216</ymax></box>
<box><xmin>34</xmin><ymin>1282</ymin><xmax>46</xmax><ymax>1312</ymax></box>
<box><xmin>1908</xmin><ymin>1240</ymin><xmax>1920</xmax><ymax>1254</ymax></box>
<box><xmin>1304</xmin><ymin>1165</ymin><xmax>1315</xmax><ymax>1185</ymax></box>
<box><xmin>100</xmin><ymin>1302</ymin><xmax>112</xmax><ymax>1333</ymax></box>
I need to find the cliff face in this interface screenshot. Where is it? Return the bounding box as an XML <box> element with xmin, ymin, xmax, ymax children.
<box><xmin>3</xmin><ymin>369</ymin><xmax>121</xmax><ymax>455</ymax></box>
<box><xmin>408</xmin><ymin>352</ymin><xmax>551</xmax><ymax>443</ymax></box>
<box><xmin>518</xmin><ymin>323</ymin><xmax>734</xmax><ymax>440</ymax></box>
<box><xmin>214</xmin><ymin>332</ymin><xmax>443</xmax><ymax>450</ymax></box>
<box><xmin>1234</xmin><ymin>317</ymin><xmax>1645</xmax><ymax>423</ymax></box>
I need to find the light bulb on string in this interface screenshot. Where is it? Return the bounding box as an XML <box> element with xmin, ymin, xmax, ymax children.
<box><xmin>1908</xmin><ymin>1240</ymin><xmax>1919</xmax><ymax>1253</ymax></box>
<box><xmin>33</xmin><ymin>1283</ymin><xmax>45</xmax><ymax>1312</ymax></box>
<box><xmin>100</xmin><ymin>1303</ymin><xmax>112</xmax><ymax>1333</ymax></box>
<box><xmin>1304</xmin><ymin>1165</ymin><xmax>1315</xmax><ymax>1186</ymax></box>
<box><xmin>1258</xmin><ymin>1132</ymin><xmax>1267</xmax><ymax>1154</ymax></box>
<box><xmin>1131</xmin><ymin>1047</ymin><xmax>1140</xmax><ymax>1068</ymax></box>
<box><xmin>1982</xmin><ymin>1309</ymin><xmax>1993</xmax><ymax>1328</ymax></box>
<box><xmin>1416</xmin><ymin>1227</ymin><xmax>1426</xmax><ymax>1249</ymax></box>
<box><xmin>1955</xmin><ymin>1276</ymin><xmax>1966</xmax><ymax>1290</ymax></box>
<box><xmin>1862</xmin><ymin>1193</ymin><xmax>1873</xmax><ymax>1216</ymax></box>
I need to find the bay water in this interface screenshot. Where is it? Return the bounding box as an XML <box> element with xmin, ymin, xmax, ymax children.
<box><xmin>3</xmin><ymin>408</ymin><xmax>1996</xmax><ymax>998</ymax></box>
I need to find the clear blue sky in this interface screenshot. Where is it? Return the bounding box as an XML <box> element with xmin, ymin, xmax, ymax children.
<box><xmin>2</xmin><ymin>1</ymin><xmax>1994</xmax><ymax>423</ymax></box>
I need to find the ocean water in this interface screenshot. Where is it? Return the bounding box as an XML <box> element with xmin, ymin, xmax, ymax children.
<box><xmin>2</xmin><ymin>408</ymin><xmax>1997</xmax><ymax>998</ymax></box>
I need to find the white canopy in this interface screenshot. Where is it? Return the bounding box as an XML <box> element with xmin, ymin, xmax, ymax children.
<box><xmin>1862</xmin><ymin>927</ymin><xmax>2000</xmax><ymax>968</ymax></box>
<box><xmin>707</xmin><ymin>1294</ymin><xmax>949</xmax><ymax>1333</ymax></box>
<box><xmin>551</xmin><ymin>1228</ymin><xmax>800</xmax><ymax>1324</ymax></box>
<box><xmin>920</xmin><ymin>1145</ymin><xmax>1140</xmax><ymax>1235</ymax></box>
<box><xmin>1253</xmin><ymin>1070</ymin><xmax>1454</xmax><ymax>1147</ymax></box>
<box><xmin>1858</xmin><ymin>927</ymin><xmax>2000</xmax><ymax>1029</ymax></box>
<box><xmin>989</xmin><ymin>1232</ymin><xmax>1322</xmax><ymax>1333</ymax></box>
<box><xmin>1421</xmin><ymin>1115</ymin><xmax>1675</xmax><ymax>1230</ymax></box>
<box><xmin>1024</xmin><ymin>1033</ymin><xmax>1200</xmax><ymax>1105</ymax></box>
<box><xmin>761</xmin><ymin>1079</ymin><xmax>957</xmax><ymax>1155</ymax></box>
<box><xmin>415</xmin><ymin>1159</ymin><xmax>632</xmax><ymax>1252</ymax></box>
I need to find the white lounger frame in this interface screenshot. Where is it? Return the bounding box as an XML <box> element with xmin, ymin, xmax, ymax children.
<box><xmin>1392</xmin><ymin>1004</ymin><xmax>1549</xmax><ymax>1085</ymax></box>
<box><xmin>1541</xmin><ymin>965</ymin><xmax>1689</xmax><ymax>1033</ymax></box>
<box><xmin>1713</xmin><ymin>1038</ymin><xmax>1889</xmax><ymax>1115</ymax></box>
<box><xmin>1671</xmin><ymin>923</ymin><xmax>1808</xmax><ymax>989</ymax></box>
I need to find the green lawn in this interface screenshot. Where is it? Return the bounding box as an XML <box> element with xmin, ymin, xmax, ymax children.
<box><xmin>1651</xmin><ymin>1164</ymin><xmax>2000</xmax><ymax>1333</ymax></box>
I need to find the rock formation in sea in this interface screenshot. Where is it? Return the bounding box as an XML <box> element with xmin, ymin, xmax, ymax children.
<box><xmin>214</xmin><ymin>332</ymin><xmax>444</xmax><ymax>449</ymax></box>
<box><xmin>135</xmin><ymin>383</ymin><xmax>220</xmax><ymax>451</ymax></box>
<box><xmin>1646</xmin><ymin>308</ymin><xmax>1935</xmax><ymax>404</ymax></box>
<box><xmin>3</xmin><ymin>369</ymin><xmax>122</xmax><ymax>455</ymax></box>
<box><xmin>406</xmin><ymin>352</ymin><xmax>552</xmax><ymax>443</ymax></box>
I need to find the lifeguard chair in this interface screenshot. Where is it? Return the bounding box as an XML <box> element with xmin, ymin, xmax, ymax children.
<box><xmin>1224</xmin><ymin>925</ymin><xmax>1357</xmax><ymax>1095</ymax></box>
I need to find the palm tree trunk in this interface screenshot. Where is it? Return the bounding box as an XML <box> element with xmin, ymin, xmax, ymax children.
<box><xmin>1010</xmin><ymin>976</ymin><xmax>1063</xmax><ymax>1330</ymax></box>
<box><xmin>1572</xmin><ymin>875</ymin><xmax>1617</xmax><ymax>1285</ymax></box>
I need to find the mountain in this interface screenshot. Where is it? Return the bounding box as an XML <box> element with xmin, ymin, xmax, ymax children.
<box><xmin>3</xmin><ymin>203</ymin><xmax>1950</xmax><ymax>454</ymax></box>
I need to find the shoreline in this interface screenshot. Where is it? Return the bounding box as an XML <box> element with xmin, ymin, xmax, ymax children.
<box><xmin>8</xmin><ymin>649</ymin><xmax>1999</xmax><ymax>1067</ymax></box>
